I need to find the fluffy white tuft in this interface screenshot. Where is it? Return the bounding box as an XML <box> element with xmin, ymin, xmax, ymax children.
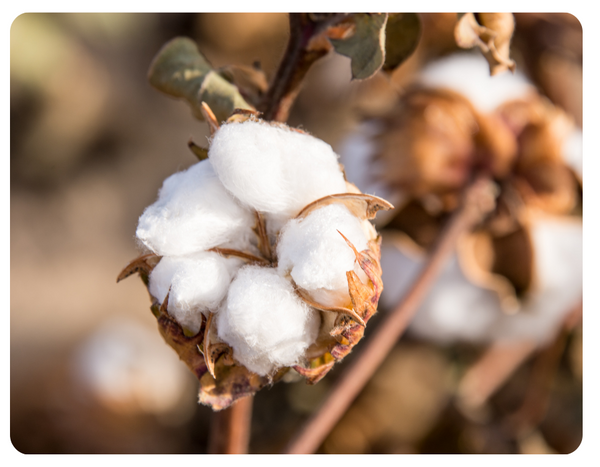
<box><xmin>277</xmin><ymin>204</ymin><xmax>369</xmax><ymax>307</ymax></box>
<box><xmin>136</xmin><ymin>160</ymin><xmax>255</xmax><ymax>256</ymax></box>
<box><xmin>215</xmin><ymin>266</ymin><xmax>320</xmax><ymax>376</ymax></box>
<box><xmin>418</xmin><ymin>53</ymin><xmax>535</xmax><ymax>113</ymax></box>
<box><xmin>208</xmin><ymin>120</ymin><xmax>348</xmax><ymax>217</ymax></box>
<box><xmin>148</xmin><ymin>252</ymin><xmax>243</xmax><ymax>334</ymax></box>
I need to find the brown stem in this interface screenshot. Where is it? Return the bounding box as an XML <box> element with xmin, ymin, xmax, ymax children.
<box><xmin>283</xmin><ymin>176</ymin><xmax>495</xmax><ymax>454</ymax></box>
<box><xmin>208</xmin><ymin>395</ymin><xmax>254</xmax><ymax>454</ymax></box>
<box><xmin>259</xmin><ymin>14</ymin><xmax>342</xmax><ymax>122</ymax></box>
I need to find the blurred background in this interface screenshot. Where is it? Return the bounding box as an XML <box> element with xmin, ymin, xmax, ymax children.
<box><xmin>10</xmin><ymin>13</ymin><xmax>582</xmax><ymax>454</ymax></box>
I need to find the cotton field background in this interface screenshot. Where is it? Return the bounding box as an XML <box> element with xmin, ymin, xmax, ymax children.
<box><xmin>9</xmin><ymin>13</ymin><xmax>587</xmax><ymax>455</ymax></box>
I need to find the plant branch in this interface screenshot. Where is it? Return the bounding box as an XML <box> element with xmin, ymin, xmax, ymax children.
<box><xmin>259</xmin><ymin>14</ymin><xmax>345</xmax><ymax>122</ymax></box>
<box><xmin>283</xmin><ymin>175</ymin><xmax>495</xmax><ymax>454</ymax></box>
<box><xmin>208</xmin><ymin>395</ymin><xmax>254</xmax><ymax>454</ymax></box>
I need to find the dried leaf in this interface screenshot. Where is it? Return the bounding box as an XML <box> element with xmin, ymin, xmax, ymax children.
<box><xmin>454</xmin><ymin>13</ymin><xmax>516</xmax><ymax>75</ymax></box>
<box><xmin>156</xmin><ymin>311</ymin><xmax>208</xmax><ymax>380</ymax></box>
<box><xmin>383</xmin><ymin>13</ymin><xmax>421</xmax><ymax>72</ymax></box>
<box><xmin>148</xmin><ymin>37</ymin><xmax>253</xmax><ymax>124</ymax></box>
<box><xmin>330</xmin><ymin>13</ymin><xmax>388</xmax><ymax>80</ymax></box>
<box><xmin>296</xmin><ymin>192</ymin><xmax>394</xmax><ymax>221</ymax></box>
<box><xmin>187</xmin><ymin>139</ymin><xmax>208</xmax><ymax>161</ymax></box>
<box><xmin>293</xmin><ymin>353</ymin><xmax>335</xmax><ymax>385</ymax></box>
<box><xmin>116</xmin><ymin>253</ymin><xmax>161</xmax><ymax>285</ymax></box>
<box><xmin>199</xmin><ymin>363</ymin><xmax>287</xmax><ymax>411</ymax></box>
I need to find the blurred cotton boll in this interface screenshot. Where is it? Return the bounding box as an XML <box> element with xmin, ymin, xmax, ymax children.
<box><xmin>418</xmin><ymin>53</ymin><xmax>536</xmax><ymax>113</ymax></box>
<box><xmin>72</xmin><ymin>317</ymin><xmax>195</xmax><ymax>421</ymax></box>
<box><xmin>379</xmin><ymin>214</ymin><xmax>582</xmax><ymax>346</ymax></box>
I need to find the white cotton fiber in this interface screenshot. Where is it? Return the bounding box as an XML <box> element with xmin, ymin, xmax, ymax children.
<box><xmin>136</xmin><ymin>160</ymin><xmax>255</xmax><ymax>256</ymax></box>
<box><xmin>208</xmin><ymin>120</ymin><xmax>348</xmax><ymax>218</ymax></box>
<box><xmin>148</xmin><ymin>252</ymin><xmax>243</xmax><ymax>334</ymax></box>
<box><xmin>418</xmin><ymin>53</ymin><xmax>535</xmax><ymax>113</ymax></box>
<box><xmin>215</xmin><ymin>266</ymin><xmax>320</xmax><ymax>376</ymax></box>
<box><xmin>277</xmin><ymin>204</ymin><xmax>370</xmax><ymax>307</ymax></box>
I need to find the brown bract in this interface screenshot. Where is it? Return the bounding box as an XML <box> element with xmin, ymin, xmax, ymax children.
<box><xmin>118</xmin><ymin>112</ymin><xmax>392</xmax><ymax>410</ymax></box>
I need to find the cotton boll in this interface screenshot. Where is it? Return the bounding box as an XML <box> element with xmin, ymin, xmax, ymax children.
<box><xmin>216</xmin><ymin>266</ymin><xmax>320</xmax><ymax>376</ymax></box>
<box><xmin>136</xmin><ymin>160</ymin><xmax>255</xmax><ymax>256</ymax></box>
<box><xmin>493</xmin><ymin>217</ymin><xmax>582</xmax><ymax>344</ymax></box>
<box><xmin>208</xmin><ymin>120</ymin><xmax>348</xmax><ymax>217</ymax></box>
<box><xmin>277</xmin><ymin>204</ymin><xmax>370</xmax><ymax>307</ymax></box>
<box><xmin>148</xmin><ymin>252</ymin><xmax>243</xmax><ymax>334</ymax></box>
<box><xmin>418</xmin><ymin>53</ymin><xmax>536</xmax><ymax>113</ymax></box>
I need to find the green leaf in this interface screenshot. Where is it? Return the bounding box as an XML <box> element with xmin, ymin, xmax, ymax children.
<box><xmin>329</xmin><ymin>13</ymin><xmax>388</xmax><ymax>81</ymax></box>
<box><xmin>383</xmin><ymin>13</ymin><xmax>421</xmax><ymax>72</ymax></box>
<box><xmin>148</xmin><ymin>37</ymin><xmax>253</xmax><ymax>123</ymax></box>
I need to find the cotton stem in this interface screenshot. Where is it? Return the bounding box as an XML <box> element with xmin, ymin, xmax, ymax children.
<box><xmin>259</xmin><ymin>14</ymin><xmax>346</xmax><ymax>122</ymax></box>
<box><xmin>283</xmin><ymin>175</ymin><xmax>495</xmax><ymax>454</ymax></box>
<box><xmin>208</xmin><ymin>395</ymin><xmax>254</xmax><ymax>453</ymax></box>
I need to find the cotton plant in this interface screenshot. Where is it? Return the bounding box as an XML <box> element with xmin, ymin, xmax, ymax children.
<box><xmin>116</xmin><ymin>13</ymin><xmax>441</xmax><ymax>412</ymax></box>
<box><xmin>119</xmin><ymin>106</ymin><xmax>392</xmax><ymax>410</ymax></box>
<box><xmin>339</xmin><ymin>52</ymin><xmax>582</xmax><ymax>348</ymax></box>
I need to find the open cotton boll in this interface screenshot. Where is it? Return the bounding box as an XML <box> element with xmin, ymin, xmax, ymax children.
<box><xmin>215</xmin><ymin>266</ymin><xmax>320</xmax><ymax>376</ymax></box>
<box><xmin>136</xmin><ymin>160</ymin><xmax>255</xmax><ymax>257</ymax></box>
<box><xmin>148</xmin><ymin>252</ymin><xmax>243</xmax><ymax>334</ymax></box>
<box><xmin>208</xmin><ymin>120</ymin><xmax>348</xmax><ymax>218</ymax></box>
<box><xmin>277</xmin><ymin>204</ymin><xmax>370</xmax><ymax>307</ymax></box>
<box><xmin>418</xmin><ymin>53</ymin><xmax>535</xmax><ymax>113</ymax></box>
<box><xmin>493</xmin><ymin>217</ymin><xmax>582</xmax><ymax>344</ymax></box>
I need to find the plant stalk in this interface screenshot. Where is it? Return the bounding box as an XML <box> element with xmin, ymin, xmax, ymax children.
<box><xmin>259</xmin><ymin>14</ymin><xmax>345</xmax><ymax>122</ymax></box>
<box><xmin>208</xmin><ymin>395</ymin><xmax>254</xmax><ymax>454</ymax></box>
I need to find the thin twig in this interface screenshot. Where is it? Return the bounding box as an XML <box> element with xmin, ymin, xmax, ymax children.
<box><xmin>259</xmin><ymin>14</ymin><xmax>345</xmax><ymax>122</ymax></box>
<box><xmin>208</xmin><ymin>396</ymin><xmax>254</xmax><ymax>454</ymax></box>
<box><xmin>505</xmin><ymin>301</ymin><xmax>582</xmax><ymax>435</ymax></box>
<box><xmin>283</xmin><ymin>176</ymin><xmax>495</xmax><ymax>454</ymax></box>
<box><xmin>457</xmin><ymin>300</ymin><xmax>582</xmax><ymax>416</ymax></box>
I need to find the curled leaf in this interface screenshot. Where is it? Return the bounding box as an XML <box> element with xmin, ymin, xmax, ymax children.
<box><xmin>116</xmin><ymin>253</ymin><xmax>161</xmax><ymax>285</ymax></box>
<box><xmin>383</xmin><ymin>13</ymin><xmax>421</xmax><ymax>72</ymax></box>
<box><xmin>296</xmin><ymin>192</ymin><xmax>394</xmax><ymax>221</ymax></box>
<box><xmin>329</xmin><ymin>13</ymin><xmax>388</xmax><ymax>80</ymax></box>
<box><xmin>454</xmin><ymin>13</ymin><xmax>516</xmax><ymax>75</ymax></box>
<box><xmin>187</xmin><ymin>138</ymin><xmax>209</xmax><ymax>161</ymax></box>
<box><xmin>148</xmin><ymin>37</ymin><xmax>253</xmax><ymax>123</ymax></box>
